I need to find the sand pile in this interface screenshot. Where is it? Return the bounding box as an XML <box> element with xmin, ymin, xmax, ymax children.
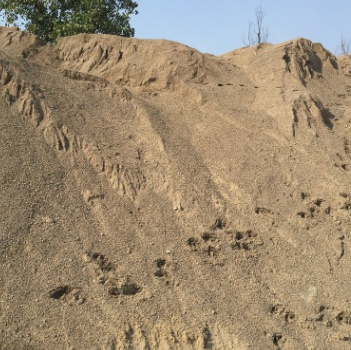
<box><xmin>1</xmin><ymin>26</ymin><xmax>351</xmax><ymax>350</ymax></box>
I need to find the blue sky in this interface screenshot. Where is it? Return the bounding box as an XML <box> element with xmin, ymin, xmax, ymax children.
<box><xmin>1</xmin><ymin>1</ymin><xmax>350</xmax><ymax>55</ymax></box>
<box><xmin>131</xmin><ymin>0</ymin><xmax>351</xmax><ymax>55</ymax></box>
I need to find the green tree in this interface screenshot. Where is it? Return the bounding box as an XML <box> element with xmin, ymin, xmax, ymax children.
<box><xmin>0</xmin><ymin>0</ymin><xmax>138</xmax><ymax>42</ymax></box>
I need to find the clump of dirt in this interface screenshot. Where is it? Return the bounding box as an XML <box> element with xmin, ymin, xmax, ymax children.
<box><xmin>1</xmin><ymin>27</ymin><xmax>351</xmax><ymax>349</ymax></box>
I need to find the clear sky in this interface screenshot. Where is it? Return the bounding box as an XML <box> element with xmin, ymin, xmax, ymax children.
<box><xmin>131</xmin><ymin>0</ymin><xmax>351</xmax><ymax>55</ymax></box>
<box><xmin>1</xmin><ymin>1</ymin><xmax>350</xmax><ymax>55</ymax></box>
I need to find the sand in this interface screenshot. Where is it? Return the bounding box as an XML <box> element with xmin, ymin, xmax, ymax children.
<box><xmin>1</xmin><ymin>26</ymin><xmax>351</xmax><ymax>349</ymax></box>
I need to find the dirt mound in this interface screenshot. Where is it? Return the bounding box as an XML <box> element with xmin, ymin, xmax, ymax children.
<box><xmin>56</xmin><ymin>34</ymin><xmax>223</xmax><ymax>89</ymax></box>
<box><xmin>0</xmin><ymin>26</ymin><xmax>45</xmax><ymax>57</ymax></box>
<box><xmin>1</xmin><ymin>28</ymin><xmax>351</xmax><ymax>350</ymax></box>
<box><xmin>4</xmin><ymin>31</ymin><xmax>233</xmax><ymax>91</ymax></box>
<box><xmin>222</xmin><ymin>38</ymin><xmax>338</xmax><ymax>83</ymax></box>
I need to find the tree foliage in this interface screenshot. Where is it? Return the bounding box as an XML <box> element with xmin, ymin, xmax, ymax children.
<box><xmin>0</xmin><ymin>0</ymin><xmax>138</xmax><ymax>42</ymax></box>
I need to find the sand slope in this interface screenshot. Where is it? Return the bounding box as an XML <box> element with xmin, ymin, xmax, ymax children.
<box><xmin>1</xmin><ymin>26</ymin><xmax>351</xmax><ymax>349</ymax></box>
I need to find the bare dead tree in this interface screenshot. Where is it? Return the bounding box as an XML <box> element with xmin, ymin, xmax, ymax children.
<box><xmin>340</xmin><ymin>35</ymin><xmax>351</xmax><ymax>55</ymax></box>
<box><xmin>242</xmin><ymin>4</ymin><xmax>269</xmax><ymax>47</ymax></box>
